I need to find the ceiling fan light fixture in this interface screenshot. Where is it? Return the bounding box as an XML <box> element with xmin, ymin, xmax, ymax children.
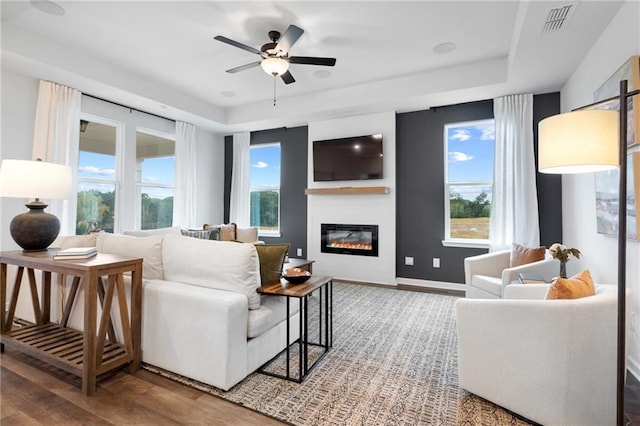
<box><xmin>261</xmin><ymin>57</ymin><xmax>289</xmax><ymax>76</ymax></box>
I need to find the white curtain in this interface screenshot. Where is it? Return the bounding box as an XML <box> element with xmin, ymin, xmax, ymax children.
<box><xmin>31</xmin><ymin>80</ymin><xmax>81</xmax><ymax>236</ymax></box>
<box><xmin>172</xmin><ymin>121</ymin><xmax>197</xmax><ymax>227</ymax></box>
<box><xmin>229</xmin><ymin>132</ymin><xmax>251</xmax><ymax>227</ymax></box>
<box><xmin>489</xmin><ymin>93</ymin><xmax>540</xmax><ymax>251</ymax></box>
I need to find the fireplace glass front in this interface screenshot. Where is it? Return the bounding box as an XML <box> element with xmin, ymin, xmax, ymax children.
<box><xmin>321</xmin><ymin>223</ymin><xmax>378</xmax><ymax>257</ymax></box>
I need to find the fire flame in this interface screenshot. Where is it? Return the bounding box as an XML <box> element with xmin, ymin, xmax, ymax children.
<box><xmin>327</xmin><ymin>242</ymin><xmax>372</xmax><ymax>250</ymax></box>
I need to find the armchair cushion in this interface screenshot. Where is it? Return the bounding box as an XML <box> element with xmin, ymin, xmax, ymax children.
<box><xmin>546</xmin><ymin>270</ymin><xmax>595</xmax><ymax>300</ymax></box>
<box><xmin>510</xmin><ymin>243</ymin><xmax>546</xmax><ymax>267</ymax></box>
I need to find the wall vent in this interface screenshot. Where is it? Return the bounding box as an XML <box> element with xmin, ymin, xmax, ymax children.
<box><xmin>542</xmin><ymin>2</ymin><xmax>577</xmax><ymax>33</ymax></box>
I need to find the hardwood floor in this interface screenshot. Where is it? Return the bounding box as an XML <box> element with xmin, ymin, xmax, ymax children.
<box><xmin>0</xmin><ymin>348</ymin><xmax>284</xmax><ymax>425</ymax></box>
<box><xmin>2</xmin><ymin>347</ymin><xmax>639</xmax><ymax>425</ymax></box>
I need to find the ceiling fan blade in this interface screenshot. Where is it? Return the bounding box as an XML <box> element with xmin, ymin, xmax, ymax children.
<box><xmin>214</xmin><ymin>35</ymin><xmax>261</xmax><ymax>55</ymax></box>
<box><xmin>225</xmin><ymin>61</ymin><xmax>261</xmax><ymax>73</ymax></box>
<box><xmin>275</xmin><ymin>25</ymin><xmax>304</xmax><ymax>54</ymax></box>
<box><xmin>288</xmin><ymin>56</ymin><xmax>336</xmax><ymax>66</ymax></box>
<box><xmin>281</xmin><ymin>70</ymin><xmax>295</xmax><ymax>84</ymax></box>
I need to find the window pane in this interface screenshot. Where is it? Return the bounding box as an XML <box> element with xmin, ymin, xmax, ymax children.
<box><xmin>449</xmin><ymin>184</ymin><xmax>492</xmax><ymax>239</ymax></box>
<box><xmin>140</xmin><ymin>187</ymin><xmax>174</xmax><ymax>230</ymax></box>
<box><xmin>137</xmin><ymin>131</ymin><xmax>175</xmax><ymax>229</ymax></box>
<box><xmin>250</xmin><ymin>144</ymin><xmax>281</xmax><ymax>232</ymax></box>
<box><xmin>76</xmin><ymin>182</ymin><xmax>115</xmax><ymax>234</ymax></box>
<box><xmin>77</xmin><ymin>120</ymin><xmax>117</xmax><ymax>235</ymax></box>
<box><xmin>446</xmin><ymin>121</ymin><xmax>495</xmax><ymax>182</ymax></box>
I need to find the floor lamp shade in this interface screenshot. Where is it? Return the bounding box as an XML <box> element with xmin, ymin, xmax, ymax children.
<box><xmin>538</xmin><ymin>109</ymin><xmax>619</xmax><ymax>174</ymax></box>
<box><xmin>0</xmin><ymin>159</ymin><xmax>73</xmax><ymax>251</ymax></box>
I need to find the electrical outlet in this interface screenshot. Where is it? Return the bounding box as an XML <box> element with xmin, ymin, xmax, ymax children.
<box><xmin>405</xmin><ymin>256</ymin><xmax>414</xmax><ymax>266</ymax></box>
<box><xmin>296</xmin><ymin>248</ymin><xmax>303</xmax><ymax>257</ymax></box>
<box><xmin>433</xmin><ymin>258</ymin><xmax>440</xmax><ymax>268</ymax></box>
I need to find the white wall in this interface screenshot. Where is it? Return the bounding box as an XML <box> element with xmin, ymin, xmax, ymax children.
<box><xmin>560</xmin><ymin>0</ymin><xmax>640</xmax><ymax>379</ymax></box>
<box><xmin>307</xmin><ymin>111</ymin><xmax>396</xmax><ymax>285</ymax></box>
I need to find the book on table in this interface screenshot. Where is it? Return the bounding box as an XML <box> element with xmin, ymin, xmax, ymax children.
<box><xmin>53</xmin><ymin>247</ymin><xmax>97</xmax><ymax>260</ymax></box>
<box><xmin>518</xmin><ymin>273</ymin><xmax>547</xmax><ymax>284</ymax></box>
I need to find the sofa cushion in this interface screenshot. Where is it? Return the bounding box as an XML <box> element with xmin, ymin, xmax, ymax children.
<box><xmin>162</xmin><ymin>234</ymin><xmax>262</xmax><ymax>309</ymax></box>
<box><xmin>510</xmin><ymin>243</ymin><xmax>546</xmax><ymax>267</ymax></box>
<box><xmin>546</xmin><ymin>270</ymin><xmax>596</xmax><ymax>300</ymax></box>
<box><xmin>123</xmin><ymin>226</ymin><xmax>182</xmax><ymax>237</ymax></box>
<box><xmin>248</xmin><ymin>295</ymin><xmax>300</xmax><ymax>338</ymax></box>
<box><xmin>50</xmin><ymin>234</ymin><xmax>97</xmax><ymax>249</ymax></box>
<box><xmin>96</xmin><ymin>233</ymin><xmax>165</xmax><ymax>280</ymax></box>
<box><xmin>255</xmin><ymin>244</ymin><xmax>290</xmax><ymax>286</ymax></box>
<box><xmin>470</xmin><ymin>275</ymin><xmax>502</xmax><ymax>297</ymax></box>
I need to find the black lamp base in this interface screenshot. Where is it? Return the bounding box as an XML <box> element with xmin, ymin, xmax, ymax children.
<box><xmin>9</xmin><ymin>200</ymin><xmax>61</xmax><ymax>252</ymax></box>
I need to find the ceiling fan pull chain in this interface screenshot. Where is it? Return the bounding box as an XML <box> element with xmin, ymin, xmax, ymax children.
<box><xmin>273</xmin><ymin>75</ymin><xmax>277</xmax><ymax>106</ymax></box>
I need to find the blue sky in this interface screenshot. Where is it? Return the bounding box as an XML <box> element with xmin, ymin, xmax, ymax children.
<box><xmin>446</xmin><ymin>120</ymin><xmax>495</xmax><ymax>200</ymax></box>
<box><xmin>250</xmin><ymin>144</ymin><xmax>281</xmax><ymax>191</ymax></box>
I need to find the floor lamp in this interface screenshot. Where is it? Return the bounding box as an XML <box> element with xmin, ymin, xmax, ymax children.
<box><xmin>539</xmin><ymin>80</ymin><xmax>639</xmax><ymax>425</ymax></box>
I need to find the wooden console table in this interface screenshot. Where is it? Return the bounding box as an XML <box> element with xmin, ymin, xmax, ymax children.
<box><xmin>0</xmin><ymin>250</ymin><xmax>143</xmax><ymax>396</ymax></box>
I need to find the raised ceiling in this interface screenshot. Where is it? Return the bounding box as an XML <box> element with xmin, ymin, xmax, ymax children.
<box><xmin>0</xmin><ymin>1</ymin><xmax>624</xmax><ymax>133</ymax></box>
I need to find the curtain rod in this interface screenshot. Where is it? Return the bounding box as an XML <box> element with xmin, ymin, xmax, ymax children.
<box><xmin>82</xmin><ymin>93</ymin><xmax>176</xmax><ymax>123</ymax></box>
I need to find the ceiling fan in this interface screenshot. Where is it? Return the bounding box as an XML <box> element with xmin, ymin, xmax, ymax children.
<box><xmin>214</xmin><ymin>25</ymin><xmax>336</xmax><ymax>85</ymax></box>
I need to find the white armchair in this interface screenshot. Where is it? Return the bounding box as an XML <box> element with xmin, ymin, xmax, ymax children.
<box><xmin>455</xmin><ymin>285</ymin><xmax>627</xmax><ymax>426</ymax></box>
<box><xmin>464</xmin><ymin>249</ymin><xmax>559</xmax><ymax>298</ymax></box>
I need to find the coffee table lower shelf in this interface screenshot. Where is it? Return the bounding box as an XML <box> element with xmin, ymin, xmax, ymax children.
<box><xmin>2</xmin><ymin>322</ymin><xmax>133</xmax><ymax>377</ymax></box>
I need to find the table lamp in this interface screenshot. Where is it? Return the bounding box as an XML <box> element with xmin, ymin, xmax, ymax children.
<box><xmin>0</xmin><ymin>158</ymin><xmax>73</xmax><ymax>251</ymax></box>
<box><xmin>538</xmin><ymin>80</ymin><xmax>637</xmax><ymax>425</ymax></box>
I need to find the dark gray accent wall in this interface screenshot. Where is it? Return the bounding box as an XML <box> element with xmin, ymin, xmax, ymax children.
<box><xmin>224</xmin><ymin>126</ymin><xmax>308</xmax><ymax>256</ymax></box>
<box><xmin>395</xmin><ymin>94</ymin><xmax>563</xmax><ymax>284</ymax></box>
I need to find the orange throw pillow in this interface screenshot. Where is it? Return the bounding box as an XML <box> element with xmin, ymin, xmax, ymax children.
<box><xmin>546</xmin><ymin>270</ymin><xmax>596</xmax><ymax>300</ymax></box>
<box><xmin>510</xmin><ymin>243</ymin><xmax>546</xmax><ymax>267</ymax></box>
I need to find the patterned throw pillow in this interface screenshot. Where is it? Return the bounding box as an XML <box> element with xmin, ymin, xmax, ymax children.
<box><xmin>180</xmin><ymin>229</ymin><xmax>212</xmax><ymax>240</ymax></box>
<box><xmin>255</xmin><ymin>243</ymin><xmax>290</xmax><ymax>286</ymax></box>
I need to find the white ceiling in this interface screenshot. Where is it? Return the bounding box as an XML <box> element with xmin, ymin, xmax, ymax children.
<box><xmin>0</xmin><ymin>1</ymin><xmax>624</xmax><ymax>133</ymax></box>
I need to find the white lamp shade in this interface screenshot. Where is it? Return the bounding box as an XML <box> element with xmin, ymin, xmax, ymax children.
<box><xmin>261</xmin><ymin>57</ymin><xmax>289</xmax><ymax>76</ymax></box>
<box><xmin>538</xmin><ymin>109</ymin><xmax>619</xmax><ymax>174</ymax></box>
<box><xmin>0</xmin><ymin>159</ymin><xmax>73</xmax><ymax>200</ymax></box>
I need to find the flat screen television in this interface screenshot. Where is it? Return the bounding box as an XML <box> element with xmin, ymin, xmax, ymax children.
<box><xmin>313</xmin><ymin>134</ymin><xmax>383</xmax><ymax>182</ymax></box>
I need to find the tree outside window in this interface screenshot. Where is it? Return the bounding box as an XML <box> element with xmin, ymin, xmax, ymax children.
<box><xmin>249</xmin><ymin>143</ymin><xmax>281</xmax><ymax>235</ymax></box>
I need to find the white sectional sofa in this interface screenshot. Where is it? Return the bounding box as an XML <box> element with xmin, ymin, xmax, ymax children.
<box><xmin>53</xmin><ymin>232</ymin><xmax>299</xmax><ymax>391</ymax></box>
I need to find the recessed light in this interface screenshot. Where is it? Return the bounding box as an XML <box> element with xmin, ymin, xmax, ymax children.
<box><xmin>313</xmin><ymin>70</ymin><xmax>332</xmax><ymax>79</ymax></box>
<box><xmin>30</xmin><ymin>0</ymin><xmax>65</xmax><ymax>16</ymax></box>
<box><xmin>221</xmin><ymin>91</ymin><xmax>236</xmax><ymax>98</ymax></box>
<box><xmin>433</xmin><ymin>42</ymin><xmax>456</xmax><ymax>54</ymax></box>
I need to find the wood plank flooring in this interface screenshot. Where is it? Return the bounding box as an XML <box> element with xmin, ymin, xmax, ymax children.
<box><xmin>2</xmin><ymin>347</ymin><xmax>639</xmax><ymax>425</ymax></box>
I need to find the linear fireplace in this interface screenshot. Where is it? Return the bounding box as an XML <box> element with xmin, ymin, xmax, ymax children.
<box><xmin>321</xmin><ymin>223</ymin><xmax>379</xmax><ymax>257</ymax></box>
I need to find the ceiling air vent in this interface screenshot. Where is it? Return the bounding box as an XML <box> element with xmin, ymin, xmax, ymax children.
<box><xmin>542</xmin><ymin>2</ymin><xmax>577</xmax><ymax>33</ymax></box>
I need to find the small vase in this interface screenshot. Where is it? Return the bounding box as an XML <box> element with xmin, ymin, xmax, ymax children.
<box><xmin>559</xmin><ymin>262</ymin><xmax>567</xmax><ymax>279</ymax></box>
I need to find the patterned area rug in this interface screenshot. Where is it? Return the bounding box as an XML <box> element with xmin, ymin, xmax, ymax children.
<box><xmin>144</xmin><ymin>283</ymin><xmax>532</xmax><ymax>425</ymax></box>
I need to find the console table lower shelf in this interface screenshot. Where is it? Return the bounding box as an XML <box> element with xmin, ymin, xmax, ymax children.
<box><xmin>257</xmin><ymin>275</ymin><xmax>333</xmax><ymax>383</ymax></box>
<box><xmin>0</xmin><ymin>250</ymin><xmax>143</xmax><ymax>396</ymax></box>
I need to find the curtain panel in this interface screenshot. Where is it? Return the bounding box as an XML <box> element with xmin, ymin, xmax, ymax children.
<box><xmin>230</xmin><ymin>132</ymin><xmax>251</xmax><ymax>227</ymax></box>
<box><xmin>173</xmin><ymin>121</ymin><xmax>197</xmax><ymax>227</ymax></box>
<box><xmin>489</xmin><ymin>93</ymin><xmax>540</xmax><ymax>251</ymax></box>
<box><xmin>31</xmin><ymin>80</ymin><xmax>81</xmax><ymax>236</ymax></box>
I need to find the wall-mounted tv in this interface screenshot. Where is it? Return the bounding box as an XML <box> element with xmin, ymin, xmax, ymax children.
<box><xmin>313</xmin><ymin>134</ymin><xmax>383</xmax><ymax>182</ymax></box>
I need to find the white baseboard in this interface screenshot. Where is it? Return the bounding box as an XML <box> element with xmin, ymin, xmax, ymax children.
<box><xmin>396</xmin><ymin>277</ymin><xmax>465</xmax><ymax>293</ymax></box>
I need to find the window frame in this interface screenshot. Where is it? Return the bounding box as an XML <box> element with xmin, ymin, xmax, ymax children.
<box><xmin>442</xmin><ymin>118</ymin><xmax>495</xmax><ymax>249</ymax></box>
<box><xmin>249</xmin><ymin>142</ymin><xmax>282</xmax><ymax>237</ymax></box>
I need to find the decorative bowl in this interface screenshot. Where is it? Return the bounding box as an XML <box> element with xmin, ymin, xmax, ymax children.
<box><xmin>282</xmin><ymin>268</ymin><xmax>311</xmax><ymax>284</ymax></box>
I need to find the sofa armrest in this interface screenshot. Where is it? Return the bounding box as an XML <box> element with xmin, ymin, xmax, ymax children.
<box><xmin>464</xmin><ymin>250</ymin><xmax>510</xmax><ymax>285</ymax></box>
<box><xmin>500</xmin><ymin>257</ymin><xmax>559</xmax><ymax>289</ymax></box>
<box><xmin>142</xmin><ymin>279</ymin><xmax>250</xmax><ymax>390</ymax></box>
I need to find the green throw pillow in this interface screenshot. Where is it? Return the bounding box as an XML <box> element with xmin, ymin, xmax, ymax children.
<box><xmin>255</xmin><ymin>243</ymin><xmax>290</xmax><ymax>286</ymax></box>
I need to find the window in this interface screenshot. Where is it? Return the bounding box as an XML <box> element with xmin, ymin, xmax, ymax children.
<box><xmin>136</xmin><ymin>130</ymin><xmax>175</xmax><ymax>230</ymax></box>
<box><xmin>444</xmin><ymin>119</ymin><xmax>495</xmax><ymax>246</ymax></box>
<box><xmin>249</xmin><ymin>143</ymin><xmax>281</xmax><ymax>235</ymax></box>
<box><xmin>77</xmin><ymin>119</ymin><xmax>118</xmax><ymax>234</ymax></box>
